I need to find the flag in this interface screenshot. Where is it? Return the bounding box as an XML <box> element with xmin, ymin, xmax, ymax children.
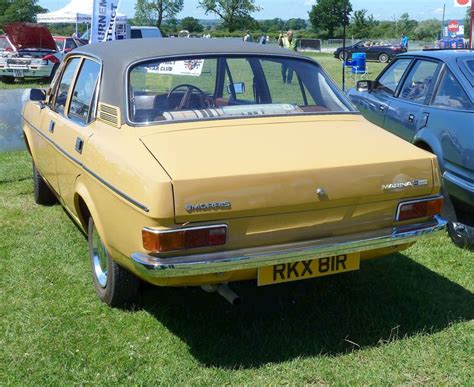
<box><xmin>90</xmin><ymin>0</ymin><xmax>121</xmax><ymax>43</ymax></box>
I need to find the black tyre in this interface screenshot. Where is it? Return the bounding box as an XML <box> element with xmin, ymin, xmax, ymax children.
<box><xmin>338</xmin><ymin>50</ymin><xmax>349</xmax><ymax>61</ymax></box>
<box><xmin>1</xmin><ymin>76</ymin><xmax>15</xmax><ymax>84</ymax></box>
<box><xmin>88</xmin><ymin>217</ymin><xmax>139</xmax><ymax>306</ymax></box>
<box><xmin>447</xmin><ymin>221</ymin><xmax>474</xmax><ymax>250</ymax></box>
<box><xmin>32</xmin><ymin>162</ymin><xmax>57</xmax><ymax>205</ymax></box>
<box><xmin>378</xmin><ymin>53</ymin><xmax>390</xmax><ymax>63</ymax></box>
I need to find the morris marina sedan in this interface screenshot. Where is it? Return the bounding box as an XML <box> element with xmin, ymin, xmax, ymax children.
<box><xmin>23</xmin><ymin>39</ymin><xmax>446</xmax><ymax>306</ymax></box>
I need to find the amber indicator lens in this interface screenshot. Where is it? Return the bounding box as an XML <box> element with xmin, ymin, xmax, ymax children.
<box><xmin>397</xmin><ymin>197</ymin><xmax>443</xmax><ymax>221</ymax></box>
<box><xmin>142</xmin><ymin>226</ymin><xmax>227</xmax><ymax>253</ymax></box>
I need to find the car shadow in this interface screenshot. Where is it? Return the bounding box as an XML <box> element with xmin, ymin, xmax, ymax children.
<box><xmin>135</xmin><ymin>253</ymin><xmax>473</xmax><ymax>369</ymax></box>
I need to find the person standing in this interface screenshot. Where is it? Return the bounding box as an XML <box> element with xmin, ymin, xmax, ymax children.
<box><xmin>401</xmin><ymin>33</ymin><xmax>409</xmax><ymax>50</ymax></box>
<box><xmin>278</xmin><ymin>30</ymin><xmax>297</xmax><ymax>84</ymax></box>
<box><xmin>243</xmin><ymin>31</ymin><xmax>253</xmax><ymax>43</ymax></box>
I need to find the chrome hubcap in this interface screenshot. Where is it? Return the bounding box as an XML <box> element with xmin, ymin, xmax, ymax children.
<box><xmin>92</xmin><ymin>226</ymin><xmax>108</xmax><ymax>288</ymax></box>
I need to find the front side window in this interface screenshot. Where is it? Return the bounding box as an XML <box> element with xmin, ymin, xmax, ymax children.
<box><xmin>68</xmin><ymin>59</ymin><xmax>101</xmax><ymax>124</ymax></box>
<box><xmin>432</xmin><ymin>69</ymin><xmax>473</xmax><ymax>111</ymax></box>
<box><xmin>53</xmin><ymin>57</ymin><xmax>80</xmax><ymax>115</ymax></box>
<box><xmin>399</xmin><ymin>59</ymin><xmax>439</xmax><ymax>103</ymax></box>
<box><xmin>377</xmin><ymin>58</ymin><xmax>411</xmax><ymax>94</ymax></box>
<box><xmin>129</xmin><ymin>55</ymin><xmax>352</xmax><ymax>124</ymax></box>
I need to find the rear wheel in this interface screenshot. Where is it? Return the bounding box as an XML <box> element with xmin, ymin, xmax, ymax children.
<box><xmin>88</xmin><ymin>217</ymin><xmax>139</xmax><ymax>306</ymax></box>
<box><xmin>378</xmin><ymin>53</ymin><xmax>389</xmax><ymax>63</ymax></box>
<box><xmin>32</xmin><ymin>162</ymin><xmax>57</xmax><ymax>205</ymax></box>
<box><xmin>338</xmin><ymin>50</ymin><xmax>349</xmax><ymax>61</ymax></box>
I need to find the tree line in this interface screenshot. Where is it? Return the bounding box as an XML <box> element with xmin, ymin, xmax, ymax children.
<box><xmin>0</xmin><ymin>0</ymin><xmax>471</xmax><ymax>41</ymax></box>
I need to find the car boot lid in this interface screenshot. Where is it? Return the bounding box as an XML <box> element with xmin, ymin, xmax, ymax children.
<box><xmin>4</xmin><ymin>22</ymin><xmax>57</xmax><ymax>52</ymax></box>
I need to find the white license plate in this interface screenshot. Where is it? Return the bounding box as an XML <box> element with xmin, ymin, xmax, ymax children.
<box><xmin>13</xmin><ymin>69</ymin><xmax>24</xmax><ymax>77</ymax></box>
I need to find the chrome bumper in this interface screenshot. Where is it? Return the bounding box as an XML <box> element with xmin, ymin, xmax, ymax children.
<box><xmin>131</xmin><ymin>216</ymin><xmax>447</xmax><ymax>278</ymax></box>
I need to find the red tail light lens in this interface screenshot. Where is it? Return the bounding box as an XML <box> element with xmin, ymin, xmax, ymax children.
<box><xmin>397</xmin><ymin>197</ymin><xmax>443</xmax><ymax>221</ymax></box>
<box><xmin>142</xmin><ymin>225</ymin><xmax>227</xmax><ymax>253</ymax></box>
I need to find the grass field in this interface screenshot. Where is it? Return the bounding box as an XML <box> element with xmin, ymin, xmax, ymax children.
<box><xmin>1</xmin><ymin>150</ymin><xmax>473</xmax><ymax>384</ymax></box>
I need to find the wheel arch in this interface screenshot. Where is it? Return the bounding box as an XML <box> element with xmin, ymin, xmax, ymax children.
<box><xmin>413</xmin><ymin>130</ymin><xmax>444</xmax><ymax>169</ymax></box>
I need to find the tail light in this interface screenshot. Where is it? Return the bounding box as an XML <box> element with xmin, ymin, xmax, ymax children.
<box><xmin>396</xmin><ymin>197</ymin><xmax>443</xmax><ymax>221</ymax></box>
<box><xmin>42</xmin><ymin>54</ymin><xmax>59</xmax><ymax>64</ymax></box>
<box><xmin>142</xmin><ymin>225</ymin><xmax>227</xmax><ymax>253</ymax></box>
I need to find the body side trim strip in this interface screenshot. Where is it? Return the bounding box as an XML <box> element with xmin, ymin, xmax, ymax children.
<box><xmin>22</xmin><ymin>116</ymin><xmax>150</xmax><ymax>212</ymax></box>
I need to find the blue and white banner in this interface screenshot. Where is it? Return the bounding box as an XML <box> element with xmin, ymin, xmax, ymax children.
<box><xmin>90</xmin><ymin>0</ymin><xmax>121</xmax><ymax>43</ymax></box>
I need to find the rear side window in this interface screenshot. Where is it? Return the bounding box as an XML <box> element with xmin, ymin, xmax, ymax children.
<box><xmin>377</xmin><ymin>58</ymin><xmax>411</xmax><ymax>93</ymax></box>
<box><xmin>432</xmin><ymin>69</ymin><xmax>473</xmax><ymax>111</ymax></box>
<box><xmin>68</xmin><ymin>59</ymin><xmax>101</xmax><ymax>125</ymax></box>
<box><xmin>54</xmin><ymin>57</ymin><xmax>80</xmax><ymax>115</ymax></box>
<box><xmin>131</xmin><ymin>30</ymin><xmax>142</xmax><ymax>39</ymax></box>
<box><xmin>399</xmin><ymin>60</ymin><xmax>439</xmax><ymax>103</ymax></box>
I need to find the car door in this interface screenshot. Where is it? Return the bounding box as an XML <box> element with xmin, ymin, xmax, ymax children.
<box><xmin>384</xmin><ymin>58</ymin><xmax>441</xmax><ymax>141</ymax></box>
<box><xmin>49</xmin><ymin>56</ymin><xmax>101</xmax><ymax>211</ymax></box>
<box><xmin>428</xmin><ymin>66</ymin><xmax>474</xmax><ymax>176</ymax></box>
<box><xmin>355</xmin><ymin>58</ymin><xmax>412</xmax><ymax>127</ymax></box>
<box><xmin>29</xmin><ymin>59</ymin><xmax>81</xmax><ymax>195</ymax></box>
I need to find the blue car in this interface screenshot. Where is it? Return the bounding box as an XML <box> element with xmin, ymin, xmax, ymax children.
<box><xmin>347</xmin><ymin>50</ymin><xmax>474</xmax><ymax>248</ymax></box>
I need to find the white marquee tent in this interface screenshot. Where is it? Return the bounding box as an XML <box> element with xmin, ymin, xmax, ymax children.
<box><xmin>37</xmin><ymin>0</ymin><xmax>127</xmax><ymax>24</ymax></box>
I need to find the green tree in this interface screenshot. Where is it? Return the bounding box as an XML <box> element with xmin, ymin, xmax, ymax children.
<box><xmin>309</xmin><ymin>0</ymin><xmax>352</xmax><ymax>38</ymax></box>
<box><xmin>134</xmin><ymin>0</ymin><xmax>184</xmax><ymax>29</ymax></box>
<box><xmin>349</xmin><ymin>9</ymin><xmax>377</xmax><ymax>38</ymax></box>
<box><xmin>397</xmin><ymin>13</ymin><xmax>417</xmax><ymax>37</ymax></box>
<box><xmin>413</xmin><ymin>19</ymin><xmax>441</xmax><ymax>41</ymax></box>
<box><xmin>179</xmin><ymin>17</ymin><xmax>204</xmax><ymax>33</ymax></box>
<box><xmin>0</xmin><ymin>0</ymin><xmax>47</xmax><ymax>29</ymax></box>
<box><xmin>199</xmin><ymin>0</ymin><xmax>261</xmax><ymax>32</ymax></box>
<box><xmin>285</xmin><ymin>18</ymin><xmax>307</xmax><ymax>31</ymax></box>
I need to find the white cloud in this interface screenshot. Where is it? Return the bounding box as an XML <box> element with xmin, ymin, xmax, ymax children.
<box><xmin>304</xmin><ymin>0</ymin><xmax>314</xmax><ymax>6</ymax></box>
<box><xmin>433</xmin><ymin>7</ymin><xmax>444</xmax><ymax>15</ymax></box>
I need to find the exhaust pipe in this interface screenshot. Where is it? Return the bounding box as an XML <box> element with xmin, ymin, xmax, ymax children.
<box><xmin>201</xmin><ymin>283</ymin><xmax>241</xmax><ymax>305</ymax></box>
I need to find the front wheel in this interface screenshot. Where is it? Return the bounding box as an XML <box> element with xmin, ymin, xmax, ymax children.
<box><xmin>378</xmin><ymin>53</ymin><xmax>389</xmax><ymax>63</ymax></box>
<box><xmin>88</xmin><ymin>217</ymin><xmax>139</xmax><ymax>306</ymax></box>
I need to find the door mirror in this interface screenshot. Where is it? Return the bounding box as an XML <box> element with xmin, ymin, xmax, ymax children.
<box><xmin>30</xmin><ymin>88</ymin><xmax>46</xmax><ymax>102</ymax></box>
<box><xmin>356</xmin><ymin>80</ymin><xmax>378</xmax><ymax>92</ymax></box>
<box><xmin>227</xmin><ymin>82</ymin><xmax>246</xmax><ymax>95</ymax></box>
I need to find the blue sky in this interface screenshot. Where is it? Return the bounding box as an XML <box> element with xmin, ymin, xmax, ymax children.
<box><xmin>38</xmin><ymin>0</ymin><xmax>469</xmax><ymax>21</ymax></box>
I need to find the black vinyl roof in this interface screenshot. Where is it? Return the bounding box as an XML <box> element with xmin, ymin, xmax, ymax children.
<box><xmin>68</xmin><ymin>38</ymin><xmax>312</xmax><ymax>125</ymax></box>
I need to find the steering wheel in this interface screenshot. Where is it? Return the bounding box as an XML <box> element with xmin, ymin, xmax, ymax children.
<box><xmin>166</xmin><ymin>84</ymin><xmax>207</xmax><ymax>110</ymax></box>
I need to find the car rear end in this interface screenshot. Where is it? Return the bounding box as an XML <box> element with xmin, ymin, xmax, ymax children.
<box><xmin>131</xmin><ymin>115</ymin><xmax>445</xmax><ymax>287</ymax></box>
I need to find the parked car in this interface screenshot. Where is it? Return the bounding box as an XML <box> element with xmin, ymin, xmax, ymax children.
<box><xmin>334</xmin><ymin>40</ymin><xmax>407</xmax><ymax>63</ymax></box>
<box><xmin>23</xmin><ymin>39</ymin><xmax>446</xmax><ymax>306</ymax></box>
<box><xmin>0</xmin><ymin>23</ymin><xmax>61</xmax><ymax>83</ymax></box>
<box><xmin>347</xmin><ymin>50</ymin><xmax>474</xmax><ymax>249</ymax></box>
<box><xmin>53</xmin><ymin>36</ymin><xmax>88</xmax><ymax>54</ymax></box>
<box><xmin>129</xmin><ymin>26</ymin><xmax>162</xmax><ymax>39</ymax></box>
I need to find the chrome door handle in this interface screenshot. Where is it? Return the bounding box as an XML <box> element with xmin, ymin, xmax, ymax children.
<box><xmin>48</xmin><ymin>121</ymin><xmax>55</xmax><ymax>133</ymax></box>
<box><xmin>379</xmin><ymin>105</ymin><xmax>385</xmax><ymax>112</ymax></box>
<box><xmin>408</xmin><ymin>114</ymin><xmax>415</xmax><ymax>123</ymax></box>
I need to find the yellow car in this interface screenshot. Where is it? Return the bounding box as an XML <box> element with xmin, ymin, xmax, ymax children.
<box><xmin>23</xmin><ymin>39</ymin><xmax>446</xmax><ymax>306</ymax></box>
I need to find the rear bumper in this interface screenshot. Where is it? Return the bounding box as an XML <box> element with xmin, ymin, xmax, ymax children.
<box><xmin>0</xmin><ymin>64</ymin><xmax>52</xmax><ymax>77</ymax></box>
<box><xmin>131</xmin><ymin>215</ymin><xmax>447</xmax><ymax>279</ymax></box>
<box><xmin>443</xmin><ymin>171</ymin><xmax>474</xmax><ymax>206</ymax></box>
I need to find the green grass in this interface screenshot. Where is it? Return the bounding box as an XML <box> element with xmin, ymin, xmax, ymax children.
<box><xmin>1</xmin><ymin>150</ymin><xmax>473</xmax><ymax>384</ymax></box>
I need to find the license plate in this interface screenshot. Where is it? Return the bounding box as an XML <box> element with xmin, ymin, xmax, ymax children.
<box><xmin>13</xmin><ymin>69</ymin><xmax>24</xmax><ymax>77</ymax></box>
<box><xmin>258</xmin><ymin>253</ymin><xmax>360</xmax><ymax>286</ymax></box>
